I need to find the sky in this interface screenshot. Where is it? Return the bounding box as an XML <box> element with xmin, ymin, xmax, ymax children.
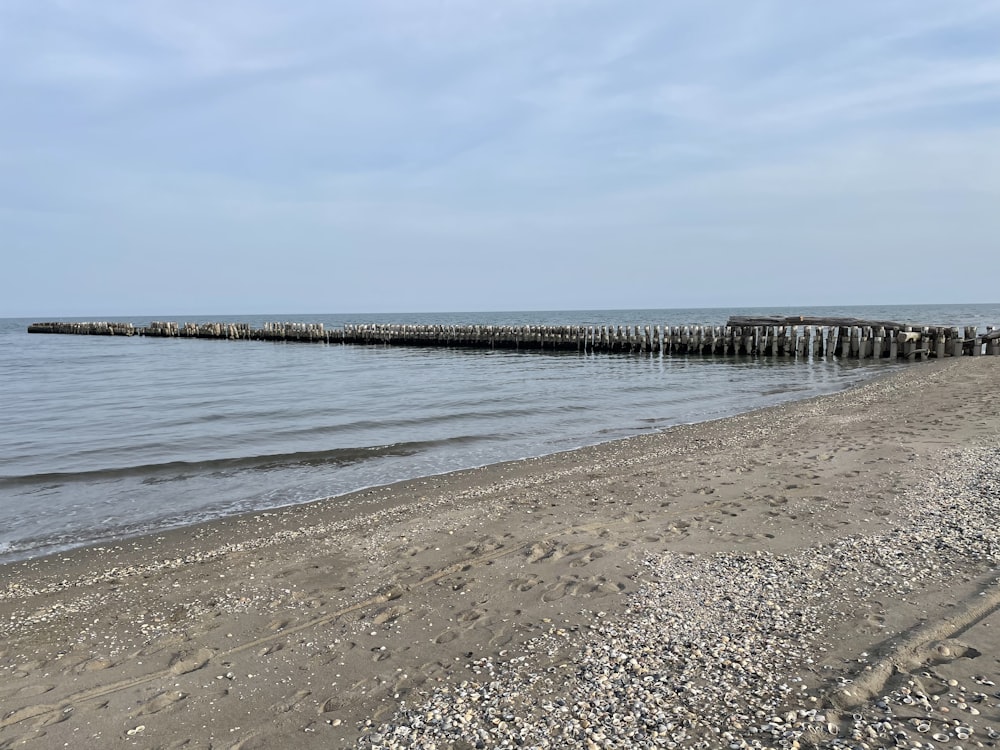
<box><xmin>2</xmin><ymin>1</ymin><xmax>999</xmax><ymax>316</ymax></box>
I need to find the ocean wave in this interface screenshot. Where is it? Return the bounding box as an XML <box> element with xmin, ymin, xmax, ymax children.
<box><xmin>0</xmin><ymin>436</ymin><xmax>487</xmax><ymax>489</ymax></box>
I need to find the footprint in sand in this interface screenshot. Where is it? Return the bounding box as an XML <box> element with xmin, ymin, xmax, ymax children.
<box><xmin>392</xmin><ymin>672</ymin><xmax>424</xmax><ymax>696</ymax></box>
<box><xmin>319</xmin><ymin>696</ymin><xmax>342</xmax><ymax>713</ymax></box>
<box><xmin>75</xmin><ymin>656</ymin><xmax>115</xmax><ymax>673</ymax></box>
<box><xmin>135</xmin><ymin>690</ymin><xmax>187</xmax><ymax>716</ymax></box>
<box><xmin>434</xmin><ymin>630</ymin><xmax>458</xmax><ymax>644</ymax></box>
<box><xmin>256</xmin><ymin>643</ymin><xmax>284</xmax><ymax>657</ymax></box>
<box><xmin>0</xmin><ymin>704</ymin><xmax>56</xmax><ymax>731</ymax></box>
<box><xmin>464</xmin><ymin>536</ymin><xmax>505</xmax><ymax>555</ymax></box>
<box><xmin>569</xmin><ymin>548</ymin><xmax>607</xmax><ymax>568</ymax></box>
<box><xmin>541</xmin><ymin>579</ymin><xmax>573</xmax><ymax>602</ymax></box>
<box><xmin>10</xmin><ymin>703</ymin><xmax>76</xmax><ymax>731</ymax></box>
<box><xmin>168</xmin><ymin>647</ymin><xmax>213</xmax><ymax>676</ymax></box>
<box><xmin>456</xmin><ymin>608</ymin><xmax>484</xmax><ymax>623</ymax></box>
<box><xmin>509</xmin><ymin>575</ymin><xmax>541</xmax><ymax>592</ymax></box>
<box><xmin>271</xmin><ymin>689</ymin><xmax>311</xmax><ymax>714</ymax></box>
<box><xmin>1</xmin><ymin>730</ymin><xmax>49</xmax><ymax>747</ymax></box>
<box><xmin>372</xmin><ymin>605</ymin><xmax>407</xmax><ymax>626</ymax></box>
<box><xmin>0</xmin><ymin>683</ymin><xmax>55</xmax><ymax>702</ymax></box>
<box><xmin>524</xmin><ymin>542</ymin><xmax>554</xmax><ymax>563</ymax></box>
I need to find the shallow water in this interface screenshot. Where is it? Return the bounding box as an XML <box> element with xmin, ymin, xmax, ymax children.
<box><xmin>2</xmin><ymin>303</ymin><xmax>997</xmax><ymax>562</ymax></box>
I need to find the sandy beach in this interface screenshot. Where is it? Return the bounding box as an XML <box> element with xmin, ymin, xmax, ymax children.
<box><xmin>2</xmin><ymin>357</ymin><xmax>999</xmax><ymax>749</ymax></box>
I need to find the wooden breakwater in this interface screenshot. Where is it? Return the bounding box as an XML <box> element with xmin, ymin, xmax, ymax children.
<box><xmin>26</xmin><ymin>317</ymin><xmax>1000</xmax><ymax>359</ymax></box>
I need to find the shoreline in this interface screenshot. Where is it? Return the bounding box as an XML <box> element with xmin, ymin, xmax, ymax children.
<box><xmin>2</xmin><ymin>358</ymin><xmax>999</xmax><ymax>748</ymax></box>
<box><xmin>0</xmin><ymin>358</ymin><xmax>896</xmax><ymax>570</ymax></box>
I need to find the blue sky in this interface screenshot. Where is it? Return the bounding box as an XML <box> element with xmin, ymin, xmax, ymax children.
<box><xmin>2</xmin><ymin>1</ymin><xmax>999</xmax><ymax>316</ymax></box>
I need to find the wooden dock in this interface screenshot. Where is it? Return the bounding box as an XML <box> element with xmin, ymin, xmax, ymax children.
<box><xmin>26</xmin><ymin>318</ymin><xmax>1000</xmax><ymax>359</ymax></box>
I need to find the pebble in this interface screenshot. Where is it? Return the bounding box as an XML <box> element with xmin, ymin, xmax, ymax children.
<box><xmin>359</xmin><ymin>445</ymin><xmax>1000</xmax><ymax>748</ymax></box>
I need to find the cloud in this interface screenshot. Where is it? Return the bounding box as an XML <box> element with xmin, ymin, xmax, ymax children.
<box><xmin>1</xmin><ymin>1</ymin><xmax>999</xmax><ymax>313</ymax></box>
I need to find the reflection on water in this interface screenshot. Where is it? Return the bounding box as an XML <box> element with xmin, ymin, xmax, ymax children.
<box><xmin>2</xmin><ymin>302</ymin><xmax>998</xmax><ymax>562</ymax></box>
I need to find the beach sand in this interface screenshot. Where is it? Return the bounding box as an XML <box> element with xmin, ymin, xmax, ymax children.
<box><xmin>1</xmin><ymin>358</ymin><xmax>998</xmax><ymax>749</ymax></box>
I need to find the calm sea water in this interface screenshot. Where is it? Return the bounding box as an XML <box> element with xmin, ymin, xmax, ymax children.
<box><xmin>2</xmin><ymin>304</ymin><xmax>997</xmax><ymax>563</ymax></box>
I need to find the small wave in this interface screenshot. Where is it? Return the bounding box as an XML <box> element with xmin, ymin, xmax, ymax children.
<box><xmin>759</xmin><ymin>385</ymin><xmax>809</xmax><ymax>396</ymax></box>
<box><xmin>0</xmin><ymin>436</ymin><xmax>487</xmax><ymax>490</ymax></box>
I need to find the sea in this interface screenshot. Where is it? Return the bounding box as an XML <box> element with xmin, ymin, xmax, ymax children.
<box><xmin>2</xmin><ymin>304</ymin><xmax>997</xmax><ymax>564</ymax></box>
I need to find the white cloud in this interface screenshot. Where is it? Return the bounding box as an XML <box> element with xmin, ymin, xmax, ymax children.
<box><xmin>2</xmin><ymin>0</ymin><xmax>1000</xmax><ymax>312</ymax></box>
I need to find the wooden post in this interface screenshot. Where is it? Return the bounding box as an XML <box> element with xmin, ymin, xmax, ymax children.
<box><xmin>900</xmin><ymin>327</ymin><xmax>912</xmax><ymax>359</ymax></box>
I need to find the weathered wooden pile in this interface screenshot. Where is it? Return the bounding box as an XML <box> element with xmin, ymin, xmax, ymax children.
<box><xmin>28</xmin><ymin>321</ymin><xmax>139</xmax><ymax>336</ymax></box>
<box><xmin>26</xmin><ymin>318</ymin><xmax>1000</xmax><ymax>358</ymax></box>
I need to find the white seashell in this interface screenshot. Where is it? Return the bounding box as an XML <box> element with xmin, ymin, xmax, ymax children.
<box><xmin>932</xmin><ymin>733</ymin><xmax>949</xmax><ymax>742</ymax></box>
<box><xmin>827</xmin><ymin>722</ymin><xmax>839</xmax><ymax>735</ymax></box>
<box><xmin>917</xmin><ymin>722</ymin><xmax>930</xmax><ymax>732</ymax></box>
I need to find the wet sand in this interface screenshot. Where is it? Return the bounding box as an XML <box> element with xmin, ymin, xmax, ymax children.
<box><xmin>1</xmin><ymin>358</ymin><xmax>999</xmax><ymax>749</ymax></box>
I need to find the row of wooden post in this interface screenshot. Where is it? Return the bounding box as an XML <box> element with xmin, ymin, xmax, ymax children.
<box><xmin>26</xmin><ymin>321</ymin><xmax>1000</xmax><ymax>358</ymax></box>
